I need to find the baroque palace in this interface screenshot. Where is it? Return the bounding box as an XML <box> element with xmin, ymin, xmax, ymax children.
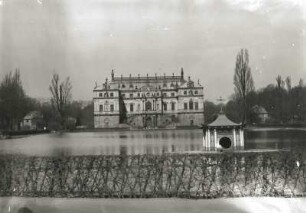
<box><xmin>93</xmin><ymin>68</ymin><xmax>204</xmax><ymax>128</ymax></box>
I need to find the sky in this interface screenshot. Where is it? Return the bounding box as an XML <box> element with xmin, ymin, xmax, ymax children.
<box><xmin>0</xmin><ymin>0</ymin><xmax>305</xmax><ymax>102</ymax></box>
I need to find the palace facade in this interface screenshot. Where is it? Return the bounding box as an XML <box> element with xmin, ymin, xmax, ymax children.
<box><xmin>93</xmin><ymin>68</ymin><xmax>204</xmax><ymax>128</ymax></box>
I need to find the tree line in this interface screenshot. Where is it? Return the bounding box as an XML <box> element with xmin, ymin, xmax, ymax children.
<box><xmin>205</xmin><ymin>49</ymin><xmax>306</xmax><ymax>126</ymax></box>
<box><xmin>0</xmin><ymin>51</ymin><xmax>305</xmax><ymax>131</ymax></box>
<box><xmin>0</xmin><ymin>70</ymin><xmax>93</xmax><ymax>131</ymax></box>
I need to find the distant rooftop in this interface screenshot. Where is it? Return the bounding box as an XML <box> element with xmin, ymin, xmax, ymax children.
<box><xmin>251</xmin><ymin>105</ymin><xmax>268</xmax><ymax>114</ymax></box>
<box><xmin>24</xmin><ymin>111</ymin><xmax>43</xmax><ymax>120</ymax></box>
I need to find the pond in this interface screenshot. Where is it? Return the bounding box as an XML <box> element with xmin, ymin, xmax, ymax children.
<box><xmin>0</xmin><ymin>128</ymin><xmax>305</xmax><ymax>156</ymax></box>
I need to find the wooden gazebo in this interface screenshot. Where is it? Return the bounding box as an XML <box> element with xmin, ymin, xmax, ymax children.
<box><xmin>203</xmin><ymin>113</ymin><xmax>244</xmax><ymax>150</ymax></box>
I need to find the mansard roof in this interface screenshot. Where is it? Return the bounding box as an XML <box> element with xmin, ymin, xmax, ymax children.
<box><xmin>113</xmin><ymin>75</ymin><xmax>184</xmax><ymax>83</ymax></box>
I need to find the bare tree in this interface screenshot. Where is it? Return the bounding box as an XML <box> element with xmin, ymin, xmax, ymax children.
<box><xmin>233</xmin><ymin>49</ymin><xmax>255</xmax><ymax>124</ymax></box>
<box><xmin>285</xmin><ymin>76</ymin><xmax>291</xmax><ymax>91</ymax></box>
<box><xmin>276</xmin><ymin>75</ymin><xmax>284</xmax><ymax>90</ymax></box>
<box><xmin>298</xmin><ymin>78</ymin><xmax>304</xmax><ymax>87</ymax></box>
<box><xmin>49</xmin><ymin>73</ymin><xmax>72</xmax><ymax>129</ymax></box>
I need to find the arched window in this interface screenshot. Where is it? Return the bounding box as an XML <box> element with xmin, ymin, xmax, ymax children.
<box><xmin>163</xmin><ymin>102</ymin><xmax>167</xmax><ymax>111</ymax></box>
<box><xmin>146</xmin><ymin>101</ymin><xmax>152</xmax><ymax>111</ymax></box>
<box><xmin>99</xmin><ymin>105</ymin><xmax>103</xmax><ymax>112</ymax></box>
<box><xmin>189</xmin><ymin>99</ymin><xmax>193</xmax><ymax>110</ymax></box>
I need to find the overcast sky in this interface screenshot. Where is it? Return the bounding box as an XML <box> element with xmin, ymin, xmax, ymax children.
<box><xmin>0</xmin><ymin>0</ymin><xmax>305</xmax><ymax>102</ymax></box>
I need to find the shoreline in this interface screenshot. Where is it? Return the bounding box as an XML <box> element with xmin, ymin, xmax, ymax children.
<box><xmin>1</xmin><ymin>197</ymin><xmax>306</xmax><ymax>213</ymax></box>
<box><xmin>1</xmin><ymin>125</ymin><xmax>305</xmax><ymax>138</ymax></box>
<box><xmin>246</xmin><ymin>126</ymin><xmax>306</xmax><ymax>131</ymax></box>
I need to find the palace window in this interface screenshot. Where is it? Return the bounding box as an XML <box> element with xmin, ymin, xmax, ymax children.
<box><xmin>189</xmin><ymin>90</ymin><xmax>193</xmax><ymax>95</ymax></box>
<box><xmin>99</xmin><ymin>93</ymin><xmax>103</xmax><ymax>97</ymax></box>
<box><xmin>145</xmin><ymin>101</ymin><xmax>152</xmax><ymax>111</ymax></box>
<box><xmin>163</xmin><ymin>82</ymin><xmax>167</xmax><ymax>87</ymax></box>
<box><xmin>130</xmin><ymin>93</ymin><xmax>133</xmax><ymax>98</ymax></box>
<box><xmin>195</xmin><ymin>102</ymin><xmax>199</xmax><ymax>110</ymax></box>
<box><xmin>184</xmin><ymin>103</ymin><xmax>188</xmax><ymax>110</ymax></box>
<box><xmin>99</xmin><ymin>105</ymin><xmax>103</xmax><ymax>112</ymax></box>
<box><xmin>137</xmin><ymin>93</ymin><xmax>140</xmax><ymax>97</ymax></box>
<box><xmin>110</xmin><ymin>92</ymin><xmax>114</xmax><ymax>97</ymax></box>
<box><xmin>189</xmin><ymin>100</ymin><xmax>194</xmax><ymax>110</ymax></box>
<box><xmin>110</xmin><ymin>104</ymin><xmax>114</xmax><ymax>112</ymax></box>
<box><xmin>184</xmin><ymin>91</ymin><xmax>187</xmax><ymax>95</ymax></box>
<box><xmin>130</xmin><ymin>103</ymin><xmax>134</xmax><ymax>112</ymax></box>
<box><xmin>129</xmin><ymin>84</ymin><xmax>133</xmax><ymax>88</ymax></box>
<box><xmin>163</xmin><ymin>93</ymin><xmax>167</xmax><ymax>97</ymax></box>
<box><xmin>164</xmin><ymin>103</ymin><xmax>167</xmax><ymax>111</ymax></box>
<box><xmin>104</xmin><ymin>93</ymin><xmax>108</xmax><ymax>97</ymax></box>
<box><xmin>137</xmin><ymin>104</ymin><xmax>141</xmax><ymax>111</ymax></box>
<box><xmin>122</xmin><ymin>84</ymin><xmax>125</xmax><ymax>88</ymax></box>
<box><xmin>171</xmin><ymin>92</ymin><xmax>175</xmax><ymax>97</ymax></box>
<box><xmin>195</xmin><ymin>90</ymin><xmax>198</xmax><ymax>95</ymax></box>
<box><xmin>122</xmin><ymin>94</ymin><xmax>125</xmax><ymax>98</ymax></box>
<box><xmin>171</xmin><ymin>102</ymin><xmax>175</xmax><ymax>110</ymax></box>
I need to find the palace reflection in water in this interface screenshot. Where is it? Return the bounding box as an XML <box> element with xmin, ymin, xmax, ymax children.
<box><xmin>0</xmin><ymin>129</ymin><xmax>305</xmax><ymax>156</ymax></box>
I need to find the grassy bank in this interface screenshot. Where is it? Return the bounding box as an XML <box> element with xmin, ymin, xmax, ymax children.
<box><xmin>1</xmin><ymin>129</ymin><xmax>50</xmax><ymax>137</ymax></box>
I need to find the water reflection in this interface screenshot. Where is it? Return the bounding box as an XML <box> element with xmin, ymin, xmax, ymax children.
<box><xmin>245</xmin><ymin>129</ymin><xmax>306</xmax><ymax>150</ymax></box>
<box><xmin>0</xmin><ymin>129</ymin><xmax>305</xmax><ymax>156</ymax></box>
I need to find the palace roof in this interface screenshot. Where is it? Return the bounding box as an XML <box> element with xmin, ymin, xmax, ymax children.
<box><xmin>112</xmin><ymin>75</ymin><xmax>183</xmax><ymax>82</ymax></box>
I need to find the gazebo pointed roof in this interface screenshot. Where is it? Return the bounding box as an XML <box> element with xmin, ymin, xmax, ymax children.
<box><xmin>208</xmin><ymin>113</ymin><xmax>241</xmax><ymax>127</ymax></box>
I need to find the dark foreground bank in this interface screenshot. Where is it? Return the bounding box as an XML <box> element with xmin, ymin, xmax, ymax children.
<box><xmin>0</xmin><ymin>151</ymin><xmax>305</xmax><ymax>199</ymax></box>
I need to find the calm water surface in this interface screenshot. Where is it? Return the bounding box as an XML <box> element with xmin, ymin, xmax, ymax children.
<box><xmin>0</xmin><ymin>129</ymin><xmax>305</xmax><ymax>156</ymax></box>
